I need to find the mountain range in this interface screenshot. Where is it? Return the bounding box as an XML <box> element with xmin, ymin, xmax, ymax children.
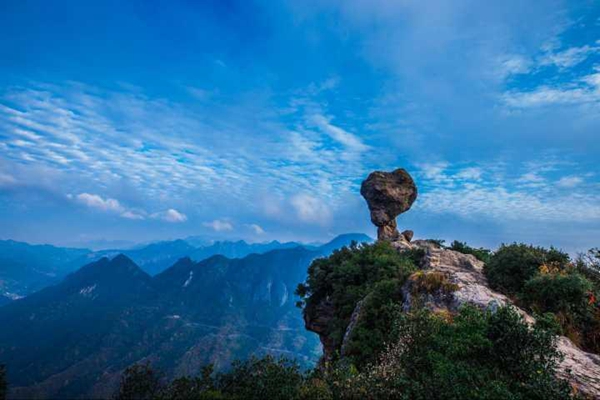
<box><xmin>0</xmin><ymin>234</ymin><xmax>369</xmax><ymax>301</ymax></box>
<box><xmin>0</xmin><ymin>233</ymin><xmax>371</xmax><ymax>399</ymax></box>
<box><xmin>0</xmin><ymin>240</ymin><xmax>92</xmax><ymax>299</ymax></box>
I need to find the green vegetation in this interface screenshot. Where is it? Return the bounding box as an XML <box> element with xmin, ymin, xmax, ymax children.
<box><xmin>484</xmin><ymin>243</ymin><xmax>600</xmax><ymax>353</ymax></box>
<box><xmin>115</xmin><ymin>363</ymin><xmax>161</xmax><ymax>400</ymax></box>
<box><xmin>114</xmin><ymin>306</ymin><xmax>573</xmax><ymax>400</ymax></box>
<box><xmin>448</xmin><ymin>240</ymin><xmax>492</xmax><ymax>264</ymax></box>
<box><xmin>0</xmin><ymin>365</ymin><xmax>6</xmax><ymax>400</ymax></box>
<box><xmin>408</xmin><ymin>270</ymin><xmax>459</xmax><ymax>296</ymax></box>
<box><xmin>296</xmin><ymin>241</ymin><xmax>421</xmax><ymax>367</ymax></box>
<box><xmin>344</xmin><ymin>306</ymin><xmax>572</xmax><ymax>400</ymax></box>
<box><xmin>115</xmin><ymin>356</ymin><xmax>302</xmax><ymax>400</ymax></box>
<box><xmin>485</xmin><ymin>243</ymin><xmax>570</xmax><ymax>295</ymax></box>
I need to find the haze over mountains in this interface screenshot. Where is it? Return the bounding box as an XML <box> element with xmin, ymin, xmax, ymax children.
<box><xmin>0</xmin><ymin>233</ymin><xmax>371</xmax><ymax>399</ymax></box>
<box><xmin>0</xmin><ymin>234</ymin><xmax>369</xmax><ymax>300</ymax></box>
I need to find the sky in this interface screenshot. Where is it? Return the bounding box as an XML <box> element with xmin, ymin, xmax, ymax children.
<box><xmin>0</xmin><ymin>0</ymin><xmax>599</xmax><ymax>252</ymax></box>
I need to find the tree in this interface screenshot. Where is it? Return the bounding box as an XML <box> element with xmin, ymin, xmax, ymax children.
<box><xmin>115</xmin><ymin>363</ymin><xmax>161</xmax><ymax>400</ymax></box>
<box><xmin>0</xmin><ymin>365</ymin><xmax>6</xmax><ymax>400</ymax></box>
<box><xmin>217</xmin><ymin>356</ymin><xmax>304</xmax><ymax>400</ymax></box>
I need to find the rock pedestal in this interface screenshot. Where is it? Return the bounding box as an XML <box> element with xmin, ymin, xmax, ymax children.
<box><xmin>360</xmin><ymin>168</ymin><xmax>417</xmax><ymax>241</ymax></box>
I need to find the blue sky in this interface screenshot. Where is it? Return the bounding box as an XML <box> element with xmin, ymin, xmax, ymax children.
<box><xmin>0</xmin><ymin>0</ymin><xmax>599</xmax><ymax>252</ymax></box>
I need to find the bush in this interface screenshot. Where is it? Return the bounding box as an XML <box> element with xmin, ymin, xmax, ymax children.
<box><xmin>448</xmin><ymin>240</ymin><xmax>492</xmax><ymax>264</ymax></box>
<box><xmin>115</xmin><ymin>363</ymin><xmax>161</xmax><ymax>400</ymax></box>
<box><xmin>485</xmin><ymin>244</ymin><xmax>600</xmax><ymax>354</ymax></box>
<box><xmin>576</xmin><ymin>248</ymin><xmax>600</xmax><ymax>286</ymax></box>
<box><xmin>114</xmin><ymin>308</ymin><xmax>577</xmax><ymax>400</ymax></box>
<box><xmin>485</xmin><ymin>243</ymin><xmax>569</xmax><ymax>295</ymax></box>
<box><xmin>217</xmin><ymin>356</ymin><xmax>303</xmax><ymax>400</ymax></box>
<box><xmin>297</xmin><ymin>241</ymin><xmax>420</xmax><ymax>365</ymax></box>
<box><xmin>115</xmin><ymin>357</ymin><xmax>304</xmax><ymax>400</ymax></box>
<box><xmin>521</xmin><ymin>273</ymin><xmax>592</xmax><ymax>315</ymax></box>
<box><xmin>156</xmin><ymin>365</ymin><xmax>221</xmax><ymax>400</ymax></box>
<box><xmin>360</xmin><ymin>305</ymin><xmax>572</xmax><ymax>400</ymax></box>
<box><xmin>341</xmin><ymin>279</ymin><xmax>404</xmax><ymax>367</ymax></box>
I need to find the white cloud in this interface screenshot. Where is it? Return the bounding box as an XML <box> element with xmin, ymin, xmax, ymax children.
<box><xmin>73</xmin><ymin>192</ymin><xmax>149</xmax><ymax>220</ymax></box>
<box><xmin>290</xmin><ymin>193</ymin><xmax>332</xmax><ymax>225</ymax></box>
<box><xmin>416</xmin><ymin>161</ymin><xmax>600</xmax><ymax>224</ymax></box>
<box><xmin>502</xmin><ymin>70</ymin><xmax>600</xmax><ymax>108</ymax></box>
<box><xmin>203</xmin><ymin>219</ymin><xmax>234</xmax><ymax>232</ymax></box>
<box><xmin>75</xmin><ymin>193</ymin><xmax>125</xmax><ymax>213</ymax></box>
<box><xmin>152</xmin><ymin>209</ymin><xmax>187</xmax><ymax>223</ymax></box>
<box><xmin>419</xmin><ymin>163</ymin><xmax>449</xmax><ymax>182</ymax></box>
<box><xmin>423</xmin><ymin>186</ymin><xmax>600</xmax><ymax>223</ymax></box>
<box><xmin>455</xmin><ymin>167</ymin><xmax>482</xmax><ymax>181</ymax></box>
<box><xmin>0</xmin><ymin>172</ymin><xmax>17</xmax><ymax>187</ymax></box>
<box><xmin>539</xmin><ymin>45</ymin><xmax>600</xmax><ymax>69</ymax></box>
<box><xmin>496</xmin><ymin>54</ymin><xmax>532</xmax><ymax>79</ymax></box>
<box><xmin>0</xmin><ymin>82</ymin><xmax>369</xmax><ymax>224</ymax></box>
<box><xmin>73</xmin><ymin>193</ymin><xmax>186</xmax><ymax>222</ymax></box>
<box><xmin>518</xmin><ymin>172</ymin><xmax>544</xmax><ymax>183</ymax></box>
<box><xmin>557</xmin><ymin>176</ymin><xmax>583</xmax><ymax>188</ymax></box>
<box><xmin>248</xmin><ymin>223</ymin><xmax>265</xmax><ymax>235</ymax></box>
<box><xmin>120</xmin><ymin>210</ymin><xmax>146</xmax><ymax>220</ymax></box>
<box><xmin>309</xmin><ymin>114</ymin><xmax>369</xmax><ymax>153</ymax></box>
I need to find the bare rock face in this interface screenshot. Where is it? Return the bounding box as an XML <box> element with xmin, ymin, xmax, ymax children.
<box><xmin>303</xmin><ymin>298</ymin><xmax>337</xmax><ymax>363</ymax></box>
<box><xmin>360</xmin><ymin>169</ymin><xmax>417</xmax><ymax>241</ymax></box>
<box><xmin>401</xmin><ymin>229</ymin><xmax>414</xmax><ymax>242</ymax></box>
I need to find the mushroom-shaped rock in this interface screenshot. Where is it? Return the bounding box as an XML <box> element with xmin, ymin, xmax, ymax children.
<box><xmin>360</xmin><ymin>168</ymin><xmax>417</xmax><ymax>241</ymax></box>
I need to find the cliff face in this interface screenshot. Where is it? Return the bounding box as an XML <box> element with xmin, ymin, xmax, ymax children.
<box><xmin>304</xmin><ymin>237</ymin><xmax>600</xmax><ymax>398</ymax></box>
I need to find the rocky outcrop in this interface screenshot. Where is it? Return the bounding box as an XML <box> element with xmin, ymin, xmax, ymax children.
<box><xmin>308</xmin><ymin>167</ymin><xmax>600</xmax><ymax>397</ymax></box>
<box><xmin>340</xmin><ymin>299</ymin><xmax>365</xmax><ymax>358</ymax></box>
<box><xmin>394</xmin><ymin>240</ymin><xmax>600</xmax><ymax>398</ymax></box>
<box><xmin>401</xmin><ymin>229</ymin><xmax>414</xmax><ymax>242</ymax></box>
<box><xmin>303</xmin><ymin>298</ymin><xmax>337</xmax><ymax>363</ymax></box>
<box><xmin>360</xmin><ymin>169</ymin><xmax>417</xmax><ymax>241</ymax></box>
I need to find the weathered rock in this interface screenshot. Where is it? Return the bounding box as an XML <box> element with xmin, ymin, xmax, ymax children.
<box><xmin>303</xmin><ymin>298</ymin><xmax>337</xmax><ymax>363</ymax></box>
<box><xmin>401</xmin><ymin>230</ymin><xmax>414</xmax><ymax>242</ymax></box>
<box><xmin>360</xmin><ymin>169</ymin><xmax>417</xmax><ymax>241</ymax></box>
<box><xmin>340</xmin><ymin>299</ymin><xmax>365</xmax><ymax>358</ymax></box>
<box><xmin>395</xmin><ymin>240</ymin><xmax>600</xmax><ymax>398</ymax></box>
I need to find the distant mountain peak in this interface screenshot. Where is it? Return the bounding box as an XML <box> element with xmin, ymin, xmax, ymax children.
<box><xmin>111</xmin><ymin>253</ymin><xmax>135</xmax><ymax>264</ymax></box>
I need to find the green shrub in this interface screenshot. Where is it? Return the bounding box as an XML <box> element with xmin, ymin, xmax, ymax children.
<box><xmin>217</xmin><ymin>356</ymin><xmax>303</xmax><ymax>400</ymax></box>
<box><xmin>113</xmin><ymin>308</ymin><xmax>577</xmax><ymax>400</ymax></box>
<box><xmin>448</xmin><ymin>240</ymin><xmax>492</xmax><ymax>264</ymax></box>
<box><xmin>485</xmin><ymin>244</ymin><xmax>600</xmax><ymax>354</ymax></box>
<box><xmin>156</xmin><ymin>365</ymin><xmax>220</xmax><ymax>400</ymax></box>
<box><xmin>115</xmin><ymin>363</ymin><xmax>161</xmax><ymax>400</ymax></box>
<box><xmin>115</xmin><ymin>357</ymin><xmax>304</xmax><ymax>400</ymax></box>
<box><xmin>362</xmin><ymin>306</ymin><xmax>573</xmax><ymax>400</ymax></box>
<box><xmin>576</xmin><ymin>248</ymin><xmax>600</xmax><ymax>287</ymax></box>
<box><xmin>521</xmin><ymin>273</ymin><xmax>592</xmax><ymax>315</ymax></box>
<box><xmin>341</xmin><ymin>279</ymin><xmax>404</xmax><ymax>367</ymax></box>
<box><xmin>484</xmin><ymin>243</ymin><xmax>569</xmax><ymax>295</ymax></box>
<box><xmin>297</xmin><ymin>241</ymin><xmax>419</xmax><ymax>364</ymax></box>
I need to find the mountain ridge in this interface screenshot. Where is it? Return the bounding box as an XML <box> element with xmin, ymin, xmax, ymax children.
<box><xmin>0</xmin><ymin>233</ymin><xmax>372</xmax><ymax>399</ymax></box>
<box><xmin>0</xmin><ymin>234</ymin><xmax>372</xmax><ymax>300</ymax></box>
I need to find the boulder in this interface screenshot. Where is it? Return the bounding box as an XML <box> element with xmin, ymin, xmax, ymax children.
<box><xmin>360</xmin><ymin>168</ymin><xmax>417</xmax><ymax>241</ymax></box>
